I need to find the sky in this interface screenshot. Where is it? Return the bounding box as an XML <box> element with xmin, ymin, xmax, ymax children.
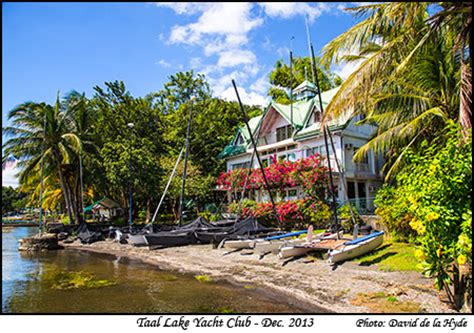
<box><xmin>2</xmin><ymin>2</ymin><xmax>366</xmax><ymax>187</ymax></box>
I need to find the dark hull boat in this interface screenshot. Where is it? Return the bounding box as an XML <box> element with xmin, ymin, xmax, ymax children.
<box><xmin>143</xmin><ymin>217</ymin><xmax>219</xmax><ymax>248</ymax></box>
<box><xmin>126</xmin><ymin>224</ymin><xmax>174</xmax><ymax>246</ymax></box>
<box><xmin>194</xmin><ymin>217</ymin><xmax>281</xmax><ymax>245</ymax></box>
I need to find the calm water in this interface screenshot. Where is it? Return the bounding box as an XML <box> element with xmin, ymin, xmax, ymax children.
<box><xmin>2</xmin><ymin>227</ymin><xmax>318</xmax><ymax>314</ymax></box>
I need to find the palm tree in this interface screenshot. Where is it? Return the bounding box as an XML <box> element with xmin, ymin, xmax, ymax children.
<box><xmin>3</xmin><ymin>94</ymin><xmax>83</xmax><ymax>224</ymax></box>
<box><xmin>320</xmin><ymin>2</ymin><xmax>471</xmax><ymax>177</ymax></box>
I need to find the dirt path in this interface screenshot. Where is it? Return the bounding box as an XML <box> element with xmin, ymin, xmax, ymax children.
<box><xmin>61</xmin><ymin>239</ymin><xmax>454</xmax><ymax>313</ymax></box>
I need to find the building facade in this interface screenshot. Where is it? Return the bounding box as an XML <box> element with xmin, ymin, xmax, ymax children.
<box><xmin>218</xmin><ymin>81</ymin><xmax>384</xmax><ymax>213</ymax></box>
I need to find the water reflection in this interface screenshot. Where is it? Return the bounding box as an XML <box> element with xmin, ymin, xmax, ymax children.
<box><xmin>2</xmin><ymin>227</ymin><xmax>317</xmax><ymax>313</ymax></box>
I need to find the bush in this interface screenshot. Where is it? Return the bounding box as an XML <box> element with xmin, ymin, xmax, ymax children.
<box><xmin>60</xmin><ymin>214</ymin><xmax>70</xmax><ymax>225</ymax></box>
<box><xmin>338</xmin><ymin>203</ymin><xmax>361</xmax><ymax>233</ymax></box>
<box><xmin>375</xmin><ymin>124</ymin><xmax>471</xmax><ymax>309</ymax></box>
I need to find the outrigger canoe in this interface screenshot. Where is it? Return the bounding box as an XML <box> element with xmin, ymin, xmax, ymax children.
<box><xmin>221</xmin><ymin>230</ymin><xmax>308</xmax><ymax>250</ymax></box>
<box><xmin>278</xmin><ymin>231</ymin><xmax>345</xmax><ymax>260</ymax></box>
<box><xmin>327</xmin><ymin>231</ymin><xmax>384</xmax><ymax>264</ymax></box>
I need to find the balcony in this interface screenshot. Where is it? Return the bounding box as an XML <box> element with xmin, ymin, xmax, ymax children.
<box><xmin>355</xmin><ymin>163</ymin><xmax>371</xmax><ymax>172</ymax></box>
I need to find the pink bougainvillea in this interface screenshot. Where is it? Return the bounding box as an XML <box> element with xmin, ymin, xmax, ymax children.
<box><xmin>217</xmin><ymin>153</ymin><xmax>329</xmax><ymax>200</ymax></box>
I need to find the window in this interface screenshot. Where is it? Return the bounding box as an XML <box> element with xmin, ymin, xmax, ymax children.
<box><xmin>234</xmin><ymin>133</ymin><xmax>244</xmax><ymax>145</ymax></box>
<box><xmin>305</xmin><ymin>148</ymin><xmax>313</xmax><ymax>158</ymax></box>
<box><xmin>276</xmin><ymin>125</ymin><xmax>293</xmax><ymax>142</ymax></box>
<box><xmin>231</xmin><ymin>162</ymin><xmax>250</xmax><ymax>170</ymax></box>
<box><xmin>287</xmin><ymin>153</ymin><xmax>296</xmax><ymax>162</ymax></box>
<box><xmin>278</xmin><ymin>155</ymin><xmax>286</xmax><ymax>163</ymax></box>
<box><xmin>314</xmin><ymin>111</ymin><xmax>321</xmax><ymax>123</ymax></box>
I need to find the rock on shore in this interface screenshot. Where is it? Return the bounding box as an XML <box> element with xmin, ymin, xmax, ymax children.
<box><xmin>19</xmin><ymin>233</ymin><xmax>62</xmax><ymax>251</ymax></box>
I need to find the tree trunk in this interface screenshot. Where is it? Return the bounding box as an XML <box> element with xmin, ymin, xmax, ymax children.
<box><xmin>145</xmin><ymin>198</ymin><xmax>151</xmax><ymax>223</ymax></box>
<box><xmin>57</xmin><ymin>167</ymin><xmax>75</xmax><ymax>225</ymax></box>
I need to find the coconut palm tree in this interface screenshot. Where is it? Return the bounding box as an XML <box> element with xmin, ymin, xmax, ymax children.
<box><xmin>3</xmin><ymin>94</ymin><xmax>83</xmax><ymax>223</ymax></box>
<box><xmin>320</xmin><ymin>2</ymin><xmax>471</xmax><ymax>178</ymax></box>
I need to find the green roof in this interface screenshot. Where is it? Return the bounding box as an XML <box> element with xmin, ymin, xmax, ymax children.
<box><xmin>294</xmin><ymin>79</ymin><xmax>318</xmax><ymax>94</ymax></box>
<box><xmin>270</xmin><ymin>98</ymin><xmax>314</xmax><ymax>129</ymax></box>
<box><xmin>219</xmin><ymin>86</ymin><xmax>346</xmax><ymax>158</ymax></box>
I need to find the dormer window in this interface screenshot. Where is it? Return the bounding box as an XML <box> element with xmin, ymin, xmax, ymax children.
<box><xmin>234</xmin><ymin>133</ymin><xmax>244</xmax><ymax>145</ymax></box>
<box><xmin>276</xmin><ymin>125</ymin><xmax>293</xmax><ymax>142</ymax></box>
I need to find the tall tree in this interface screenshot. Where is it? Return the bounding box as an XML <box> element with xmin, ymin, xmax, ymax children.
<box><xmin>321</xmin><ymin>2</ymin><xmax>471</xmax><ymax>177</ymax></box>
<box><xmin>268</xmin><ymin>56</ymin><xmax>342</xmax><ymax>104</ymax></box>
<box><xmin>3</xmin><ymin>94</ymin><xmax>86</xmax><ymax>223</ymax></box>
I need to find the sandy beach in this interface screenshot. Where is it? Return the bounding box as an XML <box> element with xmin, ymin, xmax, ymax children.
<box><xmin>61</xmin><ymin>239</ymin><xmax>455</xmax><ymax>313</ymax></box>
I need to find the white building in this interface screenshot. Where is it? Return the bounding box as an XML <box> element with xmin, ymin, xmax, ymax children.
<box><xmin>218</xmin><ymin>81</ymin><xmax>384</xmax><ymax>213</ymax></box>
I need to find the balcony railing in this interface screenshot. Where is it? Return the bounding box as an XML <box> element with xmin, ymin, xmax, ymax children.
<box><xmin>355</xmin><ymin>163</ymin><xmax>371</xmax><ymax>172</ymax></box>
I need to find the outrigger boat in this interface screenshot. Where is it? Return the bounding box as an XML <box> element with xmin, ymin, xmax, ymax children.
<box><xmin>278</xmin><ymin>231</ymin><xmax>345</xmax><ymax>259</ymax></box>
<box><xmin>221</xmin><ymin>229</ymin><xmax>308</xmax><ymax>250</ymax></box>
<box><xmin>327</xmin><ymin>231</ymin><xmax>384</xmax><ymax>264</ymax></box>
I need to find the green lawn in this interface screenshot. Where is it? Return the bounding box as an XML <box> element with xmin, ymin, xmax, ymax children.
<box><xmin>354</xmin><ymin>242</ymin><xmax>421</xmax><ymax>272</ymax></box>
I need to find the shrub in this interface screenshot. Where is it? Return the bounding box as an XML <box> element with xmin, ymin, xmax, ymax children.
<box><xmin>338</xmin><ymin>203</ymin><xmax>361</xmax><ymax>233</ymax></box>
<box><xmin>375</xmin><ymin>124</ymin><xmax>471</xmax><ymax>309</ymax></box>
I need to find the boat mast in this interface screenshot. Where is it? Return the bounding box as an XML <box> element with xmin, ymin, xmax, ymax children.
<box><xmin>178</xmin><ymin>98</ymin><xmax>194</xmax><ymax>226</ymax></box>
<box><xmin>232</xmin><ymin>80</ymin><xmax>281</xmax><ymax>228</ymax></box>
<box><xmin>308</xmin><ymin>41</ymin><xmax>340</xmax><ymax>236</ymax></box>
<box><xmin>290</xmin><ymin>36</ymin><xmax>294</xmax><ymax>126</ymax></box>
<box><xmin>151</xmin><ymin>145</ymin><xmax>185</xmax><ymax>224</ymax></box>
<box><xmin>237</xmin><ymin>115</ymin><xmax>264</xmax><ymax>217</ymax></box>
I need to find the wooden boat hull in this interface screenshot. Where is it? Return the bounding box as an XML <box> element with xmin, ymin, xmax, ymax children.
<box><xmin>328</xmin><ymin>232</ymin><xmax>384</xmax><ymax>264</ymax></box>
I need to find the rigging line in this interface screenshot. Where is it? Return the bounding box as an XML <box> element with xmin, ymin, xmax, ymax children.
<box><xmin>310</xmin><ymin>44</ymin><xmax>340</xmax><ymax>237</ymax></box>
<box><xmin>232</xmin><ymin>80</ymin><xmax>282</xmax><ymax>229</ymax></box>
<box><xmin>178</xmin><ymin>97</ymin><xmax>194</xmax><ymax>226</ymax></box>
<box><xmin>151</xmin><ymin>145</ymin><xmax>185</xmax><ymax>224</ymax></box>
<box><xmin>326</xmin><ymin>126</ymin><xmax>358</xmax><ymax>227</ymax></box>
<box><xmin>305</xmin><ymin>14</ymin><xmax>316</xmax><ymax>83</ymax></box>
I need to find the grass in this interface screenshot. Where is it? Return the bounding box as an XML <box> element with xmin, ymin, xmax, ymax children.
<box><xmin>354</xmin><ymin>241</ymin><xmax>421</xmax><ymax>272</ymax></box>
<box><xmin>350</xmin><ymin>292</ymin><xmax>422</xmax><ymax>313</ymax></box>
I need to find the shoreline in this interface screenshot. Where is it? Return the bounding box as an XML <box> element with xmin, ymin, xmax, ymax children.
<box><xmin>61</xmin><ymin>239</ymin><xmax>455</xmax><ymax>313</ymax></box>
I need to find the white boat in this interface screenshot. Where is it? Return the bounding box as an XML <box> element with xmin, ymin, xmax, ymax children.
<box><xmin>278</xmin><ymin>231</ymin><xmax>344</xmax><ymax>260</ymax></box>
<box><xmin>127</xmin><ymin>233</ymin><xmax>147</xmax><ymax>246</ymax></box>
<box><xmin>327</xmin><ymin>231</ymin><xmax>384</xmax><ymax>264</ymax></box>
<box><xmin>220</xmin><ymin>230</ymin><xmax>307</xmax><ymax>250</ymax></box>
<box><xmin>253</xmin><ymin>237</ymin><xmax>306</xmax><ymax>255</ymax></box>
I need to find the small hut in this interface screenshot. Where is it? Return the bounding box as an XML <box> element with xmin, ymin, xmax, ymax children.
<box><xmin>84</xmin><ymin>197</ymin><xmax>122</xmax><ymax>221</ymax></box>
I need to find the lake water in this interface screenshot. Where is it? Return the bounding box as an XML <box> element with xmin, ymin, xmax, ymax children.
<box><xmin>2</xmin><ymin>227</ymin><xmax>319</xmax><ymax>313</ymax></box>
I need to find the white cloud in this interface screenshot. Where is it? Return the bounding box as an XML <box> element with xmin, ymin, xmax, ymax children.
<box><xmin>333</xmin><ymin>59</ymin><xmax>364</xmax><ymax>80</ymax></box>
<box><xmin>217</xmin><ymin>50</ymin><xmax>256</xmax><ymax>68</ymax></box>
<box><xmin>258</xmin><ymin>2</ymin><xmax>330</xmax><ymax>22</ymax></box>
<box><xmin>156</xmin><ymin>59</ymin><xmax>172</xmax><ymax>68</ymax></box>
<box><xmin>2</xmin><ymin>162</ymin><xmax>19</xmax><ymax>188</ymax></box>
<box><xmin>154</xmin><ymin>2</ymin><xmax>212</xmax><ymax>16</ymax></box>
<box><xmin>219</xmin><ymin>85</ymin><xmax>268</xmax><ymax>107</ymax></box>
<box><xmin>250</xmin><ymin>74</ymin><xmax>270</xmax><ymax>95</ymax></box>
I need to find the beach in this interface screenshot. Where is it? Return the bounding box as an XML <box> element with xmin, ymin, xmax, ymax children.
<box><xmin>61</xmin><ymin>239</ymin><xmax>455</xmax><ymax>313</ymax></box>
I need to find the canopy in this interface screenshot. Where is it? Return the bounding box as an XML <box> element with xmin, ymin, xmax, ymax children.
<box><xmin>84</xmin><ymin>197</ymin><xmax>121</xmax><ymax>212</ymax></box>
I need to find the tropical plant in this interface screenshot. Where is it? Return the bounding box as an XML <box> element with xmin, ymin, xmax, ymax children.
<box><xmin>321</xmin><ymin>2</ymin><xmax>471</xmax><ymax>178</ymax></box>
<box><xmin>3</xmin><ymin>94</ymin><xmax>88</xmax><ymax>223</ymax></box>
<box><xmin>375</xmin><ymin>124</ymin><xmax>471</xmax><ymax>309</ymax></box>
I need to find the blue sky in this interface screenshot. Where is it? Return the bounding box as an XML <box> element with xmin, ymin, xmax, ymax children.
<box><xmin>2</xmin><ymin>2</ymin><xmax>364</xmax><ymax>187</ymax></box>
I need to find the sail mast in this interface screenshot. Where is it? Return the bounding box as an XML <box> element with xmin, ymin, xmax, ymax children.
<box><xmin>308</xmin><ymin>38</ymin><xmax>340</xmax><ymax>236</ymax></box>
<box><xmin>178</xmin><ymin>98</ymin><xmax>194</xmax><ymax>226</ymax></box>
<box><xmin>232</xmin><ymin>80</ymin><xmax>281</xmax><ymax>228</ymax></box>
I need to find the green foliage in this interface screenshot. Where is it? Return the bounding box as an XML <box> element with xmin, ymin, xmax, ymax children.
<box><xmin>2</xmin><ymin>186</ymin><xmax>26</xmax><ymax>214</ymax></box>
<box><xmin>268</xmin><ymin>56</ymin><xmax>341</xmax><ymax>104</ymax></box>
<box><xmin>374</xmin><ymin>125</ymin><xmax>471</xmax><ymax>306</ymax></box>
<box><xmin>338</xmin><ymin>203</ymin><xmax>361</xmax><ymax>233</ymax></box>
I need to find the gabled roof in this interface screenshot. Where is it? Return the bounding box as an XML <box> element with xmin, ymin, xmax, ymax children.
<box><xmin>269</xmin><ymin>98</ymin><xmax>314</xmax><ymax>129</ymax></box>
<box><xmin>219</xmin><ymin>85</ymin><xmax>347</xmax><ymax>159</ymax></box>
